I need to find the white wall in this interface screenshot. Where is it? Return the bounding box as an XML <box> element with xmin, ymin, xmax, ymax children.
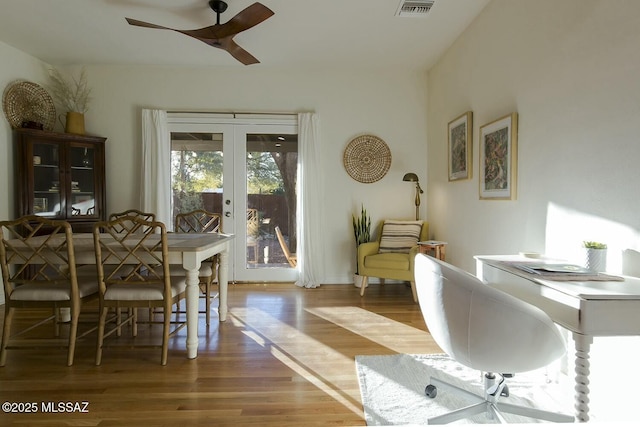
<box><xmin>74</xmin><ymin>64</ymin><xmax>430</xmax><ymax>283</ymax></box>
<box><xmin>427</xmin><ymin>0</ymin><xmax>640</xmax><ymax>274</ymax></box>
<box><xmin>0</xmin><ymin>42</ymin><xmax>50</xmax><ymax>224</ymax></box>
<box><xmin>0</xmin><ymin>41</ymin><xmax>50</xmax><ymax>305</ymax></box>
<box><xmin>426</xmin><ymin>1</ymin><xmax>640</xmax><ymax>420</ymax></box>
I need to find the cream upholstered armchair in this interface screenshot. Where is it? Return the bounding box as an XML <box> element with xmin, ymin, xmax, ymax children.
<box><xmin>357</xmin><ymin>219</ymin><xmax>429</xmax><ymax>302</ymax></box>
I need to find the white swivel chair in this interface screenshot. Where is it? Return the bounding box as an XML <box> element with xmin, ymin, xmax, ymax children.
<box><xmin>413</xmin><ymin>254</ymin><xmax>574</xmax><ymax>424</ymax></box>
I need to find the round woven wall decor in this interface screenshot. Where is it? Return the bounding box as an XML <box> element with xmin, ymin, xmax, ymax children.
<box><xmin>2</xmin><ymin>80</ymin><xmax>56</xmax><ymax>130</ymax></box>
<box><xmin>343</xmin><ymin>134</ymin><xmax>392</xmax><ymax>183</ymax></box>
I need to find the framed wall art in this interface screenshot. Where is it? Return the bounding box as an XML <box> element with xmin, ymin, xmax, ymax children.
<box><xmin>479</xmin><ymin>113</ymin><xmax>518</xmax><ymax>200</ymax></box>
<box><xmin>448</xmin><ymin>111</ymin><xmax>473</xmax><ymax>181</ymax></box>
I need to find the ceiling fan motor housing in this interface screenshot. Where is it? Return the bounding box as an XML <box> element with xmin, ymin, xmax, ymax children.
<box><xmin>209</xmin><ymin>0</ymin><xmax>228</xmax><ymax>14</ymax></box>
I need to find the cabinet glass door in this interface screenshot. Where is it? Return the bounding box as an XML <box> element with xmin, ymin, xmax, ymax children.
<box><xmin>68</xmin><ymin>143</ymin><xmax>98</xmax><ymax>217</ymax></box>
<box><xmin>31</xmin><ymin>142</ymin><xmax>62</xmax><ymax>217</ymax></box>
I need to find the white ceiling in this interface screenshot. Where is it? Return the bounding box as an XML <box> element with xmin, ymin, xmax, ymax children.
<box><xmin>0</xmin><ymin>0</ymin><xmax>489</xmax><ymax>70</ymax></box>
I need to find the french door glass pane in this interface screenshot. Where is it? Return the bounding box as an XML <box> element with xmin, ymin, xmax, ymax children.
<box><xmin>170</xmin><ymin>132</ymin><xmax>224</xmax><ymax>230</ymax></box>
<box><xmin>246</xmin><ymin>133</ymin><xmax>297</xmax><ymax>269</ymax></box>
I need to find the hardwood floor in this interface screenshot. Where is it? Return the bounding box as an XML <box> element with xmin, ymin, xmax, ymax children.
<box><xmin>0</xmin><ymin>283</ymin><xmax>440</xmax><ymax>426</ymax></box>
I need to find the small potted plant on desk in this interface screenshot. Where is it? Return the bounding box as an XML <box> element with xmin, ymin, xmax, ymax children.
<box><xmin>582</xmin><ymin>241</ymin><xmax>608</xmax><ymax>272</ymax></box>
<box><xmin>352</xmin><ymin>204</ymin><xmax>371</xmax><ymax>288</ymax></box>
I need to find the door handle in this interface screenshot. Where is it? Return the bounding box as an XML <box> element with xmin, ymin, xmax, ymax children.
<box><xmin>225</xmin><ymin>212</ymin><xmax>231</xmax><ymax>217</ymax></box>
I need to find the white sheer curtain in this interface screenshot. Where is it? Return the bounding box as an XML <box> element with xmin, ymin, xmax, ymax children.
<box><xmin>295</xmin><ymin>112</ymin><xmax>325</xmax><ymax>288</ymax></box>
<box><xmin>140</xmin><ymin>109</ymin><xmax>172</xmax><ymax>226</ymax></box>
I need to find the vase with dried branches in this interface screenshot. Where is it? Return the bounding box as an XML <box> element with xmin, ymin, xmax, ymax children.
<box><xmin>47</xmin><ymin>67</ymin><xmax>91</xmax><ymax>134</ymax></box>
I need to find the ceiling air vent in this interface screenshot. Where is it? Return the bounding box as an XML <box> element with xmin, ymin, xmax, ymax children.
<box><xmin>395</xmin><ymin>0</ymin><xmax>435</xmax><ymax>17</ymax></box>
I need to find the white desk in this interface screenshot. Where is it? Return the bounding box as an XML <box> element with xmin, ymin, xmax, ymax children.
<box><xmin>475</xmin><ymin>255</ymin><xmax>640</xmax><ymax>422</ymax></box>
<box><xmin>7</xmin><ymin>232</ymin><xmax>234</xmax><ymax>360</ymax></box>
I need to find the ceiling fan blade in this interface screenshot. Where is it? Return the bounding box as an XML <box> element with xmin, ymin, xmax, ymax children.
<box><xmin>127</xmin><ymin>18</ymin><xmax>219</xmax><ymax>46</ymax></box>
<box><xmin>212</xmin><ymin>2</ymin><xmax>274</xmax><ymax>39</ymax></box>
<box><xmin>222</xmin><ymin>38</ymin><xmax>260</xmax><ymax>65</ymax></box>
<box><xmin>125</xmin><ymin>17</ymin><xmax>176</xmax><ymax>31</ymax></box>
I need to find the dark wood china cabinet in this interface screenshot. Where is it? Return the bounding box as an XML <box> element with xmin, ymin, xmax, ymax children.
<box><xmin>15</xmin><ymin>128</ymin><xmax>106</xmax><ymax>232</ymax></box>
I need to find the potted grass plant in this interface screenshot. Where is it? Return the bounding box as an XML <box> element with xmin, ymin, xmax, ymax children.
<box><xmin>352</xmin><ymin>204</ymin><xmax>371</xmax><ymax>288</ymax></box>
<box><xmin>582</xmin><ymin>241</ymin><xmax>607</xmax><ymax>272</ymax></box>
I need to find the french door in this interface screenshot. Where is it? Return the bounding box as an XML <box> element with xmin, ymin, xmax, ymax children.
<box><xmin>167</xmin><ymin>114</ymin><xmax>298</xmax><ymax>282</ymax></box>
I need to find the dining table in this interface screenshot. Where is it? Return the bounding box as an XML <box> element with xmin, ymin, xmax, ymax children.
<box><xmin>6</xmin><ymin>231</ymin><xmax>235</xmax><ymax>359</ymax></box>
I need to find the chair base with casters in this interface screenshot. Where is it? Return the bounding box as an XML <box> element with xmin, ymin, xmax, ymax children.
<box><xmin>425</xmin><ymin>373</ymin><xmax>574</xmax><ymax>424</ymax></box>
<box><xmin>413</xmin><ymin>254</ymin><xmax>574</xmax><ymax>424</ymax></box>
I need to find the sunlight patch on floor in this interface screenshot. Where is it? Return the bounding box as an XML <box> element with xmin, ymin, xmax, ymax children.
<box><xmin>270</xmin><ymin>346</ymin><xmax>362</xmax><ymax>415</ymax></box>
<box><xmin>229</xmin><ymin>306</ymin><xmax>364</xmax><ymax>416</ymax></box>
<box><xmin>305</xmin><ymin>306</ymin><xmax>438</xmax><ymax>354</ymax></box>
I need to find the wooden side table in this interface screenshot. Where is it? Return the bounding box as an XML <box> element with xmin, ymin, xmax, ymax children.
<box><xmin>418</xmin><ymin>240</ymin><xmax>447</xmax><ymax>261</ymax></box>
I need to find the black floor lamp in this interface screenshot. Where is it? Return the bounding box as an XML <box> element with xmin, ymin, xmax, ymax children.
<box><xmin>402</xmin><ymin>172</ymin><xmax>423</xmax><ymax>220</ymax></box>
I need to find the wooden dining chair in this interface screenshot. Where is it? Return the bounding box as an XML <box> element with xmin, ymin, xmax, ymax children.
<box><xmin>97</xmin><ymin>209</ymin><xmax>158</xmax><ymax>327</ymax></box>
<box><xmin>275</xmin><ymin>226</ymin><xmax>297</xmax><ymax>268</ymax></box>
<box><xmin>93</xmin><ymin>215</ymin><xmax>186</xmax><ymax>365</ymax></box>
<box><xmin>246</xmin><ymin>208</ymin><xmax>259</xmax><ymax>263</ymax></box>
<box><xmin>75</xmin><ymin>209</ymin><xmax>155</xmax><ymax>281</ymax></box>
<box><xmin>77</xmin><ymin>209</ymin><xmax>156</xmax><ymax>276</ymax></box>
<box><xmin>174</xmin><ymin>209</ymin><xmax>222</xmax><ymax>325</ymax></box>
<box><xmin>0</xmin><ymin>215</ymin><xmax>99</xmax><ymax>366</ymax></box>
<box><xmin>108</xmin><ymin>209</ymin><xmax>156</xmax><ymax>233</ymax></box>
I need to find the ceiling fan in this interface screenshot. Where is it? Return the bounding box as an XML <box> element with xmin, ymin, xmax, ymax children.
<box><xmin>125</xmin><ymin>1</ymin><xmax>274</xmax><ymax>65</ymax></box>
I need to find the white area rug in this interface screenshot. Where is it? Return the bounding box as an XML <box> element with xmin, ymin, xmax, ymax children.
<box><xmin>355</xmin><ymin>354</ymin><xmax>572</xmax><ymax>425</ymax></box>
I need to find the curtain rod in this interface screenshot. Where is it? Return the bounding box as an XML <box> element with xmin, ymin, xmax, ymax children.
<box><xmin>166</xmin><ymin>110</ymin><xmax>298</xmax><ymax>117</ymax></box>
